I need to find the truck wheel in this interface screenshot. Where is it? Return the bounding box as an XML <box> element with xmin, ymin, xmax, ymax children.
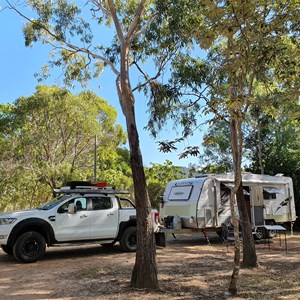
<box><xmin>1</xmin><ymin>245</ymin><xmax>13</xmax><ymax>255</ymax></box>
<box><xmin>13</xmin><ymin>231</ymin><xmax>46</xmax><ymax>263</ymax></box>
<box><xmin>120</xmin><ymin>226</ymin><xmax>137</xmax><ymax>252</ymax></box>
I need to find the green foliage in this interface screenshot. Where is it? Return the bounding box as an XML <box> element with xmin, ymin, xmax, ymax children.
<box><xmin>245</xmin><ymin>103</ymin><xmax>300</xmax><ymax>214</ymax></box>
<box><xmin>146</xmin><ymin>53</ymin><xmax>209</xmax><ymax>138</ymax></box>
<box><xmin>6</xmin><ymin>0</ymin><xmax>185</xmax><ymax>288</ymax></box>
<box><xmin>0</xmin><ymin>86</ymin><xmax>128</xmax><ymax>211</ymax></box>
<box><xmin>98</xmin><ymin>147</ymin><xmax>133</xmax><ymax>194</ymax></box>
<box><xmin>145</xmin><ymin>160</ymin><xmax>184</xmax><ymax>209</ymax></box>
<box><xmin>11</xmin><ymin>0</ymin><xmax>176</xmax><ymax>90</ymax></box>
<box><xmin>201</xmin><ymin>121</ymin><xmax>233</xmax><ymax>171</ymax></box>
<box><xmin>148</xmin><ymin>0</ymin><xmax>299</xmax><ymax>133</ymax></box>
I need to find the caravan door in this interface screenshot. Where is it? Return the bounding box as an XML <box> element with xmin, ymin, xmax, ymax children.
<box><xmin>251</xmin><ymin>186</ymin><xmax>264</xmax><ymax>226</ymax></box>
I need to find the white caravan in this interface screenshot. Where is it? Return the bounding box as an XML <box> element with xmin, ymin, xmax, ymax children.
<box><xmin>159</xmin><ymin>173</ymin><xmax>296</xmax><ymax>239</ymax></box>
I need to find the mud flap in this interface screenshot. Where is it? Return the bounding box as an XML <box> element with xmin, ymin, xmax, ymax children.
<box><xmin>155</xmin><ymin>232</ymin><xmax>166</xmax><ymax>247</ymax></box>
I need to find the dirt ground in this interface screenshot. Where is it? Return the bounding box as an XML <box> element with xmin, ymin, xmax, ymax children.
<box><xmin>0</xmin><ymin>232</ymin><xmax>299</xmax><ymax>300</ymax></box>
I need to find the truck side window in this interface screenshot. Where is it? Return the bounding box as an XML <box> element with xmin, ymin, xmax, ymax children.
<box><xmin>57</xmin><ymin>198</ymin><xmax>87</xmax><ymax>213</ymax></box>
<box><xmin>92</xmin><ymin>197</ymin><xmax>112</xmax><ymax>210</ymax></box>
<box><xmin>57</xmin><ymin>199</ymin><xmax>74</xmax><ymax>213</ymax></box>
<box><xmin>74</xmin><ymin>198</ymin><xmax>87</xmax><ymax>211</ymax></box>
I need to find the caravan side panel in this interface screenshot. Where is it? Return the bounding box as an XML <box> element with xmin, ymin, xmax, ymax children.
<box><xmin>196</xmin><ymin>178</ymin><xmax>217</xmax><ymax>228</ymax></box>
<box><xmin>160</xmin><ymin>178</ymin><xmax>207</xmax><ymax>229</ymax></box>
<box><xmin>263</xmin><ymin>180</ymin><xmax>296</xmax><ymax>223</ymax></box>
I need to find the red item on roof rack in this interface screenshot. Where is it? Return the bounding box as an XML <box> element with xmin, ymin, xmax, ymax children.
<box><xmin>94</xmin><ymin>182</ymin><xmax>107</xmax><ymax>187</ymax></box>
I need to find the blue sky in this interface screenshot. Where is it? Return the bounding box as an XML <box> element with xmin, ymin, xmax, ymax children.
<box><xmin>0</xmin><ymin>2</ymin><xmax>205</xmax><ymax>168</ymax></box>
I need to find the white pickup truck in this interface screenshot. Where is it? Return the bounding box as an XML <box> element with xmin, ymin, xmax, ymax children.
<box><xmin>0</xmin><ymin>182</ymin><xmax>160</xmax><ymax>263</ymax></box>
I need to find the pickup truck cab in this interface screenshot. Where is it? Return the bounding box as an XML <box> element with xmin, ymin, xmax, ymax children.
<box><xmin>0</xmin><ymin>182</ymin><xmax>159</xmax><ymax>263</ymax></box>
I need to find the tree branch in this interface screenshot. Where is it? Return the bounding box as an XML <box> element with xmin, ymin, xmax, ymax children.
<box><xmin>107</xmin><ymin>0</ymin><xmax>125</xmax><ymax>44</ymax></box>
<box><xmin>132</xmin><ymin>12</ymin><xmax>157</xmax><ymax>40</ymax></box>
<box><xmin>132</xmin><ymin>50</ymin><xmax>175</xmax><ymax>92</ymax></box>
<box><xmin>5</xmin><ymin>0</ymin><xmax>120</xmax><ymax>76</ymax></box>
<box><xmin>127</xmin><ymin>0</ymin><xmax>147</xmax><ymax>41</ymax></box>
<box><xmin>90</xmin><ymin>0</ymin><xmax>111</xmax><ymax>17</ymax></box>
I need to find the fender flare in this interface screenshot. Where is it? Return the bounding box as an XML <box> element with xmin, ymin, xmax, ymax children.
<box><xmin>7</xmin><ymin>218</ymin><xmax>56</xmax><ymax>247</ymax></box>
<box><xmin>117</xmin><ymin>217</ymin><xmax>136</xmax><ymax>240</ymax></box>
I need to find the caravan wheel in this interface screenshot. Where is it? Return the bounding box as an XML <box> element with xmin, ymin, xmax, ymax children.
<box><xmin>266</xmin><ymin>229</ymin><xmax>275</xmax><ymax>238</ymax></box>
<box><xmin>254</xmin><ymin>227</ymin><xmax>264</xmax><ymax>240</ymax></box>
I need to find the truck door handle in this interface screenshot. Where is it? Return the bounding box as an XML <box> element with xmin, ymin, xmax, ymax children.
<box><xmin>107</xmin><ymin>213</ymin><xmax>114</xmax><ymax>216</ymax></box>
<box><xmin>48</xmin><ymin>216</ymin><xmax>56</xmax><ymax>222</ymax></box>
<box><xmin>80</xmin><ymin>214</ymin><xmax>88</xmax><ymax>218</ymax></box>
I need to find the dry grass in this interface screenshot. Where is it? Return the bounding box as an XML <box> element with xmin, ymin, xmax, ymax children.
<box><xmin>0</xmin><ymin>233</ymin><xmax>299</xmax><ymax>300</ymax></box>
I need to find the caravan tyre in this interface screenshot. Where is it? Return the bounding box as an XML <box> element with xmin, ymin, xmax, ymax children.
<box><xmin>254</xmin><ymin>227</ymin><xmax>264</xmax><ymax>240</ymax></box>
<box><xmin>267</xmin><ymin>230</ymin><xmax>275</xmax><ymax>238</ymax></box>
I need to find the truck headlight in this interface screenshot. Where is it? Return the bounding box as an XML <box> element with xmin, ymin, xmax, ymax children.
<box><xmin>0</xmin><ymin>218</ymin><xmax>16</xmax><ymax>225</ymax></box>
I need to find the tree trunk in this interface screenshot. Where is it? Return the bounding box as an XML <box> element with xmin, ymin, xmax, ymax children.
<box><xmin>228</xmin><ymin>118</ymin><xmax>241</xmax><ymax>295</ymax></box>
<box><xmin>117</xmin><ymin>43</ymin><xmax>158</xmax><ymax>290</ymax></box>
<box><xmin>230</xmin><ymin>118</ymin><xmax>258</xmax><ymax>271</ymax></box>
<box><xmin>236</xmin><ymin>183</ymin><xmax>258</xmax><ymax>268</ymax></box>
<box><xmin>228</xmin><ymin>188</ymin><xmax>241</xmax><ymax>295</ymax></box>
<box><xmin>257</xmin><ymin>124</ymin><xmax>264</xmax><ymax>174</ymax></box>
<box><xmin>126</xmin><ymin>106</ymin><xmax>158</xmax><ymax>289</ymax></box>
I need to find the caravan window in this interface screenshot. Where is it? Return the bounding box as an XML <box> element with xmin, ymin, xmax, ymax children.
<box><xmin>263</xmin><ymin>187</ymin><xmax>284</xmax><ymax>200</ymax></box>
<box><xmin>168</xmin><ymin>185</ymin><xmax>193</xmax><ymax>201</ymax></box>
<box><xmin>221</xmin><ymin>183</ymin><xmax>231</xmax><ymax>206</ymax></box>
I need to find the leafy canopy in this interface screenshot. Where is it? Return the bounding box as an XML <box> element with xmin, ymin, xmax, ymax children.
<box><xmin>0</xmin><ymin>85</ymin><xmax>127</xmax><ymax>210</ymax></box>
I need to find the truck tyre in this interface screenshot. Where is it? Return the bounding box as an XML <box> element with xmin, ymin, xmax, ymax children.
<box><xmin>1</xmin><ymin>245</ymin><xmax>13</xmax><ymax>255</ymax></box>
<box><xmin>13</xmin><ymin>231</ymin><xmax>46</xmax><ymax>263</ymax></box>
<box><xmin>120</xmin><ymin>226</ymin><xmax>137</xmax><ymax>252</ymax></box>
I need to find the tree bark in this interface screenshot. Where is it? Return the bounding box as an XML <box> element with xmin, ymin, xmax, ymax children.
<box><xmin>227</xmin><ymin>36</ymin><xmax>258</xmax><ymax>271</ymax></box>
<box><xmin>128</xmin><ymin>112</ymin><xmax>158</xmax><ymax>289</ymax></box>
<box><xmin>228</xmin><ymin>118</ymin><xmax>241</xmax><ymax>295</ymax></box>
<box><xmin>257</xmin><ymin>124</ymin><xmax>264</xmax><ymax>174</ymax></box>
<box><xmin>229</xmin><ymin>118</ymin><xmax>258</xmax><ymax>273</ymax></box>
<box><xmin>228</xmin><ymin>190</ymin><xmax>241</xmax><ymax>295</ymax></box>
<box><xmin>117</xmin><ymin>41</ymin><xmax>158</xmax><ymax>290</ymax></box>
<box><xmin>236</xmin><ymin>182</ymin><xmax>258</xmax><ymax>268</ymax></box>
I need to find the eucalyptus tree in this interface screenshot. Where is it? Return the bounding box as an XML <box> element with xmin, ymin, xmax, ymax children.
<box><xmin>246</xmin><ymin>102</ymin><xmax>300</xmax><ymax>215</ymax></box>
<box><xmin>0</xmin><ymin>85</ymin><xmax>126</xmax><ymax>210</ymax></box>
<box><xmin>147</xmin><ymin>0</ymin><xmax>299</xmax><ymax>294</ymax></box>
<box><xmin>4</xmin><ymin>0</ymin><xmax>184</xmax><ymax>288</ymax></box>
<box><xmin>200</xmin><ymin>121</ymin><xmax>233</xmax><ymax>172</ymax></box>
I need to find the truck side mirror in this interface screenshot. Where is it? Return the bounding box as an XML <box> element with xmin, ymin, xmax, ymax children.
<box><xmin>68</xmin><ymin>203</ymin><xmax>77</xmax><ymax>214</ymax></box>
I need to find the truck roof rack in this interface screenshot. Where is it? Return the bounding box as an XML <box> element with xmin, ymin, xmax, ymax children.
<box><xmin>53</xmin><ymin>181</ymin><xmax>130</xmax><ymax>195</ymax></box>
<box><xmin>54</xmin><ymin>188</ymin><xmax>130</xmax><ymax>195</ymax></box>
<box><xmin>54</xmin><ymin>187</ymin><xmax>130</xmax><ymax>195</ymax></box>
